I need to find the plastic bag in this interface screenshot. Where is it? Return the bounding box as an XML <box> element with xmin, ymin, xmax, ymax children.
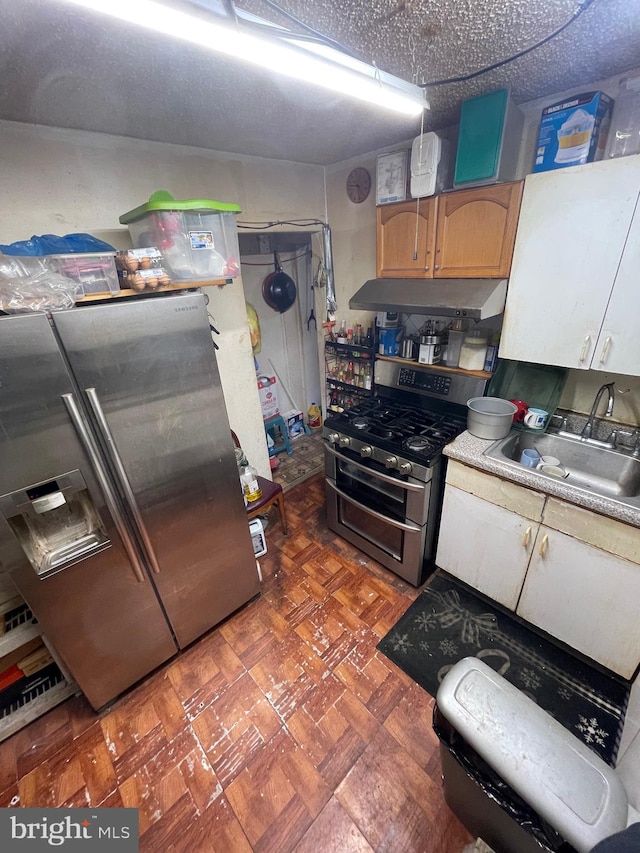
<box><xmin>0</xmin><ymin>233</ymin><xmax>115</xmax><ymax>256</ymax></box>
<box><xmin>0</xmin><ymin>270</ymin><xmax>82</xmax><ymax>313</ymax></box>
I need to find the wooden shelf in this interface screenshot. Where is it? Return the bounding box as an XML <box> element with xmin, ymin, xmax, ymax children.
<box><xmin>76</xmin><ymin>279</ymin><xmax>232</xmax><ymax>303</ymax></box>
<box><xmin>376</xmin><ymin>354</ymin><xmax>493</xmax><ymax>380</ymax></box>
<box><xmin>0</xmin><ymin>679</ymin><xmax>77</xmax><ymax>743</ymax></box>
<box><xmin>0</xmin><ymin>620</ymin><xmax>40</xmax><ymax>659</ymax></box>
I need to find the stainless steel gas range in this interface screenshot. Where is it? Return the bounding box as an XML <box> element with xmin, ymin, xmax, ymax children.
<box><xmin>323</xmin><ymin>359</ymin><xmax>488</xmax><ymax>586</ymax></box>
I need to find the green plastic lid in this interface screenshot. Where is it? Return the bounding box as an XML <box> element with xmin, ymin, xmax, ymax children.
<box><xmin>119</xmin><ymin>190</ymin><xmax>241</xmax><ymax>224</ymax></box>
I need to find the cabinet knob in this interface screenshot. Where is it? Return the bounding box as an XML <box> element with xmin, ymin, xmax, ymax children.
<box><xmin>599</xmin><ymin>336</ymin><xmax>612</xmax><ymax>364</ymax></box>
<box><xmin>579</xmin><ymin>335</ymin><xmax>591</xmax><ymax>363</ymax></box>
<box><xmin>539</xmin><ymin>533</ymin><xmax>549</xmax><ymax>557</ymax></box>
<box><xmin>424</xmin><ymin>265</ymin><xmax>430</xmax><ymax>271</ymax></box>
<box><xmin>434</xmin><ymin>264</ymin><xmax>440</xmax><ymax>270</ymax></box>
<box><xmin>522</xmin><ymin>526</ymin><xmax>532</xmax><ymax>548</ymax></box>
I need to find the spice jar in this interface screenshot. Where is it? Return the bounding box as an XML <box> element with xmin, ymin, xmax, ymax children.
<box><xmin>459</xmin><ymin>330</ymin><xmax>489</xmax><ymax>371</ymax></box>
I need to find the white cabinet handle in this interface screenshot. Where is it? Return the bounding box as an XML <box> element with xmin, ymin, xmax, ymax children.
<box><xmin>579</xmin><ymin>335</ymin><xmax>591</xmax><ymax>363</ymax></box>
<box><xmin>599</xmin><ymin>336</ymin><xmax>612</xmax><ymax>364</ymax></box>
<box><xmin>522</xmin><ymin>526</ymin><xmax>532</xmax><ymax>548</ymax></box>
<box><xmin>539</xmin><ymin>533</ymin><xmax>549</xmax><ymax>557</ymax></box>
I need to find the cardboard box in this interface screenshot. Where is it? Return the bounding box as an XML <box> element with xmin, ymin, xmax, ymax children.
<box><xmin>257</xmin><ymin>375</ymin><xmax>279</xmax><ymax>419</ymax></box>
<box><xmin>283</xmin><ymin>409</ymin><xmax>305</xmax><ymax>439</ymax></box>
<box><xmin>533</xmin><ymin>91</ymin><xmax>613</xmax><ymax>173</ymax></box>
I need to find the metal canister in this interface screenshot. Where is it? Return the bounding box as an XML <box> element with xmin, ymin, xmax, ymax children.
<box><xmin>400</xmin><ymin>338</ymin><xmax>417</xmax><ymax>360</ymax></box>
<box><xmin>418</xmin><ymin>334</ymin><xmax>442</xmax><ymax>365</ymax></box>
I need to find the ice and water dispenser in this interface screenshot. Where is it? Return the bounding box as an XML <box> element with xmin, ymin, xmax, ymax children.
<box><xmin>0</xmin><ymin>471</ymin><xmax>110</xmax><ymax>579</ymax></box>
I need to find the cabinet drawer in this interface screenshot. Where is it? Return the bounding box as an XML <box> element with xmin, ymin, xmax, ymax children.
<box><xmin>446</xmin><ymin>460</ymin><xmax>545</xmax><ymax>522</ymax></box>
<box><xmin>543</xmin><ymin>498</ymin><xmax>640</xmax><ymax>564</ymax></box>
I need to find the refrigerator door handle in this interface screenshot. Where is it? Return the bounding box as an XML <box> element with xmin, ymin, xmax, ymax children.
<box><xmin>62</xmin><ymin>393</ymin><xmax>147</xmax><ymax>584</ymax></box>
<box><xmin>85</xmin><ymin>387</ymin><xmax>162</xmax><ymax>576</ymax></box>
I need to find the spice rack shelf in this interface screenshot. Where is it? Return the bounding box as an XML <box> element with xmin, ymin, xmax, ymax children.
<box><xmin>325</xmin><ymin>341</ymin><xmax>375</xmax><ymax>412</ymax></box>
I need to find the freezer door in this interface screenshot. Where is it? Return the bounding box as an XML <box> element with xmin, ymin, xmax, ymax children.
<box><xmin>52</xmin><ymin>292</ymin><xmax>260</xmax><ymax>648</ymax></box>
<box><xmin>0</xmin><ymin>313</ymin><xmax>178</xmax><ymax>709</ymax></box>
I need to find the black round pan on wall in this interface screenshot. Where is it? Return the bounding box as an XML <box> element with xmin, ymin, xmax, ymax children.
<box><xmin>262</xmin><ymin>252</ymin><xmax>297</xmax><ymax>313</ymax></box>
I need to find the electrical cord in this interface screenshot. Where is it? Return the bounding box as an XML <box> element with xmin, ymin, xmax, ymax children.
<box><xmin>240</xmin><ymin>248</ymin><xmax>312</xmax><ymax>265</ymax></box>
<box><xmin>421</xmin><ymin>0</ymin><xmax>599</xmax><ymax>87</ymax></box>
<box><xmin>237</xmin><ymin>219</ymin><xmax>326</xmax><ymax>229</ymax></box>
<box><xmin>253</xmin><ymin>0</ymin><xmax>360</xmax><ymax>59</ymax></box>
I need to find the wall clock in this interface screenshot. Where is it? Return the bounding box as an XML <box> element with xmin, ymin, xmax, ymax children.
<box><xmin>346</xmin><ymin>167</ymin><xmax>371</xmax><ymax>203</ymax></box>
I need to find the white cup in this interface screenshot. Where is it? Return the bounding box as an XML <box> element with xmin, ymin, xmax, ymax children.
<box><xmin>536</xmin><ymin>456</ymin><xmax>561</xmax><ymax>469</ymax></box>
<box><xmin>524</xmin><ymin>408</ymin><xmax>549</xmax><ymax>429</ymax></box>
<box><xmin>539</xmin><ymin>464</ymin><xmax>567</xmax><ymax>478</ymax></box>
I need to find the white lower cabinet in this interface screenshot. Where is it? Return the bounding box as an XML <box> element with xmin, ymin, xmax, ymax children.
<box><xmin>437</xmin><ymin>485</ymin><xmax>537</xmax><ymax>610</ymax></box>
<box><xmin>437</xmin><ymin>461</ymin><xmax>640</xmax><ymax>678</ymax></box>
<box><xmin>517</xmin><ymin>526</ymin><xmax>640</xmax><ymax>679</ymax></box>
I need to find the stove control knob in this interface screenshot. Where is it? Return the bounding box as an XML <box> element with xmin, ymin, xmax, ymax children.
<box><xmin>384</xmin><ymin>455</ymin><xmax>398</xmax><ymax>469</ymax></box>
<box><xmin>398</xmin><ymin>462</ymin><xmax>413</xmax><ymax>475</ymax></box>
<box><xmin>327</xmin><ymin>432</ymin><xmax>340</xmax><ymax>444</ymax></box>
<box><xmin>338</xmin><ymin>436</ymin><xmax>351</xmax><ymax>448</ymax></box>
<box><xmin>360</xmin><ymin>446</ymin><xmax>373</xmax><ymax>458</ymax></box>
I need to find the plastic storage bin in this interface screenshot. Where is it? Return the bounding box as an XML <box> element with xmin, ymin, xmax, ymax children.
<box><xmin>454</xmin><ymin>88</ymin><xmax>524</xmax><ymax>188</ymax></box>
<box><xmin>434</xmin><ymin>658</ymin><xmax>630</xmax><ymax>853</ymax></box>
<box><xmin>120</xmin><ymin>191</ymin><xmax>241</xmax><ymax>282</ymax></box>
<box><xmin>52</xmin><ymin>253</ymin><xmax>119</xmax><ymax>295</ymax></box>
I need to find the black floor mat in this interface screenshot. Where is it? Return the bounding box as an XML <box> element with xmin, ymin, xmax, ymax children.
<box><xmin>378</xmin><ymin>573</ymin><xmax>630</xmax><ymax>765</ymax></box>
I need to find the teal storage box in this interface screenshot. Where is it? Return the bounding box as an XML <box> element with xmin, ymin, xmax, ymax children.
<box><xmin>533</xmin><ymin>91</ymin><xmax>613</xmax><ymax>173</ymax></box>
<box><xmin>454</xmin><ymin>89</ymin><xmax>524</xmax><ymax>187</ymax></box>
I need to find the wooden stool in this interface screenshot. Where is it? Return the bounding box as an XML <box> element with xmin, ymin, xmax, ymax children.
<box><xmin>246</xmin><ymin>475</ymin><xmax>288</xmax><ymax>535</ymax></box>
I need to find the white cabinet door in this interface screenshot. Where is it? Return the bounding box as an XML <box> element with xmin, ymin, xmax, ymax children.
<box><xmin>436</xmin><ymin>485</ymin><xmax>535</xmax><ymax>610</ymax></box>
<box><xmin>593</xmin><ymin>198</ymin><xmax>640</xmax><ymax>375</ymax></box>
<box><xmin>517</xmin><ymin>526</ymin><xmax>640</xmax><ymax>678</ymax></box>
<box><xmin>500</xmin><ymin>156</ymin><xmax>640</xmax><ymax>369</ymax></box>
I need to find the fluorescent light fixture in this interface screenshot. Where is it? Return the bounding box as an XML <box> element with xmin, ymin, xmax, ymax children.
<box><xmin>57</xmin><ymin>0</ymin><xmax>428</xmax><ymax>116</ymax></box>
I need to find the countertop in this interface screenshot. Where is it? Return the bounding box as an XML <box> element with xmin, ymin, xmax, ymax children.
<box><xmin>444</xmin><ymin>430</ymin><xmax>640</xmax><ymax>530</ymax></box>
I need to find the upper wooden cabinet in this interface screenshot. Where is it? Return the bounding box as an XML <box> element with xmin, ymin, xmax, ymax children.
<box><xmin>376</xmin><ymin>197</ymin><xmax>437</xmax><ymax>278</ymax></box>
<box><xmin>376</xmin><ymin>181</ymin><xmax>523</xmax><ymax>279</ymax></box>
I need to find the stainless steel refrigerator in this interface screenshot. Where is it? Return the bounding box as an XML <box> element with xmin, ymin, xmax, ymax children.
<box><xmin>0</xmin><ymin>292</ymin><xmax>260</xmax><ymax>709</ymax></box>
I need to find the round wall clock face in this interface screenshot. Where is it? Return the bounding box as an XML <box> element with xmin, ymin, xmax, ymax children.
<box><xmin>346</xmin><ymin>167</ymin><xmax>371</xmax><ymax>203</ymax></box>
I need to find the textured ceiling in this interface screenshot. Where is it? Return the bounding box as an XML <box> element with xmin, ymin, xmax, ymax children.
<box><xmin>1</xmin><ymin>0</ymin><xmax>640</xmax><ymax>165</ymax></box>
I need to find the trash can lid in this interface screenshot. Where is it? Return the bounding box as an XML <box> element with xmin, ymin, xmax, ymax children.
<box><xmin>436</xmin><ymin>658</ymin><xmax>628</xmax><ymax>853</ymax></box>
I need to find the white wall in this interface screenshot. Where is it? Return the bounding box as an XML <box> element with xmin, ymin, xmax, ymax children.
<box><xmin>0</xmin><ymin>119</ymin><xmax>326</xmax><ymax>477</ymax></box>
<box><xmin>240</xmin><ymin>246</ymin><xmax>321</xmax><ymax>420</ymax></box>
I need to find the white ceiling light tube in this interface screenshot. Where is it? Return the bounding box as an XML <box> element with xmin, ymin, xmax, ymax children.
<box><xmin>56</xmin><ymin>0</ymin><xmax>428</xmax><ymax>116</ymax></box>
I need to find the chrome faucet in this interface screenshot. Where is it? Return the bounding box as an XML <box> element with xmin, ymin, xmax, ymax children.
<box><xmin>581</xmin><ymin>383</ymin><xmax>615</xmax><ymax>441</ymax></box>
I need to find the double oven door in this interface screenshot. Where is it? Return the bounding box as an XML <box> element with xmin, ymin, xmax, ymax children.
<box><xmin>324</xmin><ymin>444</ymin><xmax>442</xmax><ymax>586</ymax></box>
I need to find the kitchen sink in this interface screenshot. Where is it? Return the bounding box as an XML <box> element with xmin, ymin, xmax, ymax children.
<box><xmin>484</xmin><ymin>430</ymin><xmax>640</xmax><ymax>508</ymax></box>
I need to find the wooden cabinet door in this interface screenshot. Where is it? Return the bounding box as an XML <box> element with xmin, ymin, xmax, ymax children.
<box><xmin>517</xmin><ymin>526</ymin><xmax>640</xmax><ymax>679</ymax></box>
<box><xmin>593</xmin><ymin>199</ymin><xmax>640</xmax><ymax>376</ymax></box>
<box><xmin>435</xmin><ymin>484</ymin><xmax>536</xmax><ymax>611</ymax></box>
<box><xmin>434</xmin><ymin>181</ymin><xmax>523</xmax><ymax>278</ymax></box>
<box><xmin>500</xmin><ymin>156</ymin><xmax>640</xmax><ymax>368</ymax></box>
<box><xmin>376</xmin><ymin>197</ymin><xmax>437</xmax><ymax>278</ymax></box>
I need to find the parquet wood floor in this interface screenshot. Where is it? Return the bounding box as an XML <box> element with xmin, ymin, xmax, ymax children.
<box><xmin>0</xmin><ymin>473</ymin><xmax>472</xmax><ymax>852</ymax></box>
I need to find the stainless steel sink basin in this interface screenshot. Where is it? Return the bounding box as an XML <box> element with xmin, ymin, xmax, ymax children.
<box><xmin>484</xmin><ymin>430</ymin><xmax>640</xmax><ymax>508</ymax></box>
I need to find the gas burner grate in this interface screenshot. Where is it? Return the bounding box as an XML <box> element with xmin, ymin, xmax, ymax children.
<box><xmin>403</xmin><ymin>436</ymin><xmax>435</xmax><ymax>453</ymax></box>
<box><xmin>351</xmin><ymin>417</ymin><xmax>370</xmax><ymax>430</ymax></box>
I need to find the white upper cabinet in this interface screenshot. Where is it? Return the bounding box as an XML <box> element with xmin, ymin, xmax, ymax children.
<box><xmin>500</xmin><ymin>155</ymin><xmax>640</xmax><ymax>373</ymax></box>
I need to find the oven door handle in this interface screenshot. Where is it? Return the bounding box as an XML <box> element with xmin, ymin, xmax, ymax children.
<box><xmin>326</xmin><ymin>481</ymin><xmax>422</xmax><ymax>533</ymax></box>
<box><xmin>324</xmin><ymin>444</ymin><xmax>426</xmax><ymax>493</ymax></box>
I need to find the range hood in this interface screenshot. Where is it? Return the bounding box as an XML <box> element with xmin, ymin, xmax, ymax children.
<box><xmin>349</xmin><ymin>278</ymin><xmax>507</xmax><ymax>320</ymax></box>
